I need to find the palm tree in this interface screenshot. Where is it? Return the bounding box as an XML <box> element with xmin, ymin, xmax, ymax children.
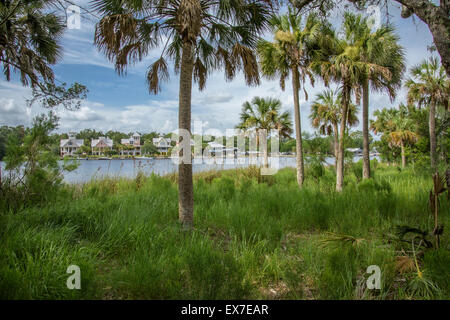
<box><xmin>92</xmin><ymin>0</ymin><xmax>272</xmax><ymax>228</ymax></box>
<box><xmin>0</xmin><ymin>0</ymin><xmax>87</xmax><ymax>108</ymax></box>
<box><xmin>405</xmin><ymin>57</ymin><xmax>449</xmax><ymax>171</ymax></box>
<box><xmin>236</xmin><ymin>97</ymin><xmax>292</xmax><ymax>168</ymax></box>
<box><xmin>257</xmin><ymin>8</ymin><xmax>322</xmax><ymax>187</ymax></box>
<box><xmin>343</xmin><ymin>13</ymin><xmax>405</xmax><ymax>179</ymax></box>
<box><xmin>371</xmin><ymin>107</ymin><xmax>398</xmax><ymax>165</ymax></box>
<box><xmin>371</xmin><ymin>105</ymin><xmax>418</xmax><ymax>168</ymax></box>
<box><xmin>0</xmin><ymin>0</ymin><xmax>62</xmax><ymax>87</ymax></box>
<box><xmin>388</xmin><ymin>121</ymin><xmax>418</xmax><ymax>169</ymax></box>
<box><xmin>310</xmin><ymin>20</ymin><xmax>367</xmax><ymax>192</ymax></box>
<box><xmin>310</xmin><ymin>89</ymin><xmax>359</xmax><ymax>168</ymax></box>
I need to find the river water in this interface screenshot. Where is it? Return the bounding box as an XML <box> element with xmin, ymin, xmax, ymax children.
<box><xmin>1</xmin><ymin>155</ymin><xmax>376</xmax><ymax>184</ymax></box>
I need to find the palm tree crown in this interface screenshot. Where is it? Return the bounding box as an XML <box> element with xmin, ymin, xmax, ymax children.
<box><xmin>406</xmin><ymin>57</ymin><xmax>449</xmax><ymax>110</ymax></box>
<box><xmin>237</xmin><ymin>97</ymin><xmax>292</xmax><ymax>136</ymax></box>
<box><xmin>0</xmin><ymin>0</ymin><xmax>64</xmax><ymax>87</ymax></box>
<box><xmin>371</xmin><ymin>104</ymin><xmax>418</xmax><ymax>168</ymax></box>
<box><xmin>257</xmin><ymin>8</ymin><xmax>321</xmax><ymax>92</ymax></box>
<box><xmin>310</xmin><ymin>89</ymin><xmax>358</xmax><ymax>136</ymax></box>
<box><xmin>237</xmin><ymin>96</ymin><xmax>292</xmax><ymax>168</ymax></box>
<box><xmin>92</xmin><ymin>0</ymin><xmax>272</xmax><ymax>93</ymax></box>
<box><xmin>310</xmin><ymin>88</ymin><xmax>358</xmax><ymax>168</ymax></box>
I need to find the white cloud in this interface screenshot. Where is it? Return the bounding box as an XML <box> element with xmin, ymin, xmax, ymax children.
<box><xmin>59</xmin><ymin>105</ymin><xmax>105</xmax><ymax>122</ymax></box>
<box><xmin>0</xmin><ymin>1</ymin><xmax>438</xmax><ymax>139</ymax></box>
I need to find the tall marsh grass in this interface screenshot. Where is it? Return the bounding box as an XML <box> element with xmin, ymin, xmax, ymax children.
<box><xmin>0</xmin><ymin>165</ymin><xmax>448</xmax><ymax>299</ymax></box>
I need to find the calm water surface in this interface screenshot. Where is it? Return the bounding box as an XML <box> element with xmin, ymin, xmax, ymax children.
<box><xmin>1</xmin><ymin>155</ymin><xmax>376</xmax><ymax>184</ymax></box>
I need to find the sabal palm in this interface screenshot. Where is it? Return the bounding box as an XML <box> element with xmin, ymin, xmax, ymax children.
<box><xmin>310</xmin><ymin>22</ymin><xmax>368</xmax><ymax>192</ymax></box>
<box><xmin>370</xmin><ymin>108</ymin><xmax>395</xmax><ymax>136</ymax></box>
<box><xmin>0</xmin><ymin>0</ymin><xmax>63</xmax><ymax>88</ymax></box>
<box><xmin>237</xmin><ymin>97</ymin><xmax>292</xmax><ymax>168</ymax></box>
<box><xmin>388</xmin><ymin>122</ymin><xmax>418</xmax><ymax>169</ymax></box>
<box><xmin>310</xmin><ymin>89</ymin><xmax>358</xmax><ymax>167</ymax></box>
<box><xmin>344</xmin><ymin>13</ymin><xmax>405</xmax><ymax>179</ymax></box>
<box><xmin>257</xmin><ymin>8</ymin><xmax>322</xmax><ymax>187</ymax></box>
<box><xmin>92</xmin><ymin>0</ymin><xmax>272</xmax><ymax>227</ymax></box>
<box><xmin>371</xmin><ymin>105</ymin><xmax>418</xmax><ymax>168</ymax></box>
<box><xmin>405</xmin><ymin>57</ymin><xmax>449</xmax><ymax>171</ymax></box>
<box><xmin>274</xmin><ymin>111</ymin><xmax>294</xmax><ymax>139</ymax></box>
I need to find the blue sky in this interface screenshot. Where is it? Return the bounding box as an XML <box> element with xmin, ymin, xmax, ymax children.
<box><xmin>0</xmin><ymin>1</ymin><xmax>439</xmax><ymax>136</ymax></box>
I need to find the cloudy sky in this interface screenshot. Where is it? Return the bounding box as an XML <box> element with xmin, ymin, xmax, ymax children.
<box><xmin>0</xmin><ymin>1</ymin><xmax>439</xmax><ymax>136</ymax></box>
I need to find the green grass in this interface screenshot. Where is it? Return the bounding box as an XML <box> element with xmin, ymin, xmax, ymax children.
<box><xmin>0</xmin><ymin>164</ymin><xmax>448</xmax><ymax>299</ymax></box>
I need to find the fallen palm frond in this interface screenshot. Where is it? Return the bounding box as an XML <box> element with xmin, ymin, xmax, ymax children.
<box><xmin>395</xmin><ymin>255</ymin><xmax>415</xmax><ymax>274</ymax></box>
<box><xmin>394</xmin><ymin>225</ymin><xmax>433</xmax><ymax>249</ymax></box>
<box><xmin>319</xmin><ymin>232</ymin><xmax>366</xmax><ymax>248</ymax></box>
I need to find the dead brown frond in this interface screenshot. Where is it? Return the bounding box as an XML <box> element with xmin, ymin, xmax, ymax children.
<box><xmin>193</xmin><ymin>57</ymin><xmax>207</xmax><ymax>90</ymax></box>
<box><xmin>432</xmin><ymin>172</ymin><xmax>447</xmax><ymax>195</ymax></box>
<box><xmin>215</xmin><ymin>46</ymin><xmax>236</xmax><ymax>81</ymax></box>
<box><xmin>94</xmin><ymin>14</ymin><xmax>150</xmax><ymax>74</ymax></box>
<box><xmin>395</xmin><ymin>255</ymin><xmax>416</xmax><ymax>274</ymax></box>
<box><xmin>146</xmin><ymin>57</ymin><xmax>169</xmax><ymax>94</ymax></box>
<box><xmin>320</xmin><ymin>232</ymin><xmax>366</xmax><ymax>248</ymax></box>
<box><xmin>232</xmin><ymin>43</ymin><xmax>260</xmax><ymax>86</ymax></box>
<box><xmin>176</xmin><ymin>0</ymin><xmax>202</xmax><ymax>42</ymax></box>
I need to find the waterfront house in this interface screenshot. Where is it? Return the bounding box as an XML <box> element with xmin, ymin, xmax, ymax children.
<box><xmin>346</xmin><ymin>148</ymin><xmax>363</xmax><ymax>156</ymax></box>
<box><xmin>205</xmin><ymin>141</ymin><xmax>238</xmax><ymax>157</ymax></box>
<box><xmin>206</xmin><ymin>141</ymin><xmax>226</xmax><ymax>155</ymax></box>
<box><xmin>120</xmin><ymin>133</ymin><xmax>141</xmax><ymax>156</ymax></box>
<box><xmin>152</xmin><ymin>137</ymin><xmax>171</xmax><ymax>154</ymax></box>
<box><xmin>91</xmin><ymin>136</ymin><xmax>113</xmax><ymax>155</ymax></box>
<box><xmin>60</xmin><ymin>134</ymin><xmax>84</xmax><ymax>157</ymax></box>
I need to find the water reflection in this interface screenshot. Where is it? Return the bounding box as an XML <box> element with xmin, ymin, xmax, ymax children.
<box><xmin>1</xmin><ymin>155</ymin><xmax>377</xmax><ymax>184</ymax></box>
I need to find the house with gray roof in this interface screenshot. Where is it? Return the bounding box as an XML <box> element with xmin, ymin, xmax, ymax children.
<box><xmin>60</xmin><ymin>135</ymin><xmax>84</xmax><ymax>157</ymax></box>
<box><xmin>153</xmin><ymin>137</ymin><xmax>171</xmax><ymax>154</ymax></box>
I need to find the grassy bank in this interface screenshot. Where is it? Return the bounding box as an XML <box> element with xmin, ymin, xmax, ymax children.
<box><xmin>0</xmin><ymin>164</ymin><xmax>448</xmax><ymax>299</ymax></box>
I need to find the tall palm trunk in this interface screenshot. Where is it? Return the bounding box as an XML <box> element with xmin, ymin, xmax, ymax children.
<box><xmin>333</xmin><ymin>122</ymin><xmax>339</xmax><ymax>169</ymax></box>
<box><xmin>178</xmin><ymin>40</ymin><xmax>194</xmax><ymax>227</ymax></box>
<box><xmin>292</xmin><ymin>67</ymin><xmax>304</xmax><ymax>187</ymax></box>
<box><xmin>429</xmin><ymin>102</ymin><xmax>437</xmax><ymax>172</ymax></box>
<box><xmin>362</xmin><ymin>79</ymin><xmax>370</xmax><ymax>179</ymax></box>
<box><xmin>401</xmin><ymin>141</ymin><xmax>406</xmax><ymax>168</ymax></box>
<box><xmin>336</xmin><ymin>85</ymin><xmax>350</xmax><ymax>192</ymax></box>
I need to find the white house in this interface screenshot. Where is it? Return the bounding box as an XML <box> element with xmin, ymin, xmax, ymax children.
<box><xmin>206</xmin><ymin>141</ymin><xmax>225</xmax><ymax>155</ymax></box>
<box><xmin>91</xmin><ymin>136</ymin><xmax>113</xmax><ymax>155</ymax></box>
<box><xmin>346</xmin><ymin>148</ymin><xmax>363</xmax><ymax>156</ymax></box>
<box><xmin>153</xmin><ymin>137</ymin><xmax>171</xmax><ymax>154</ymax></box>
<box><xmin>205</xmin><ymin>141</ymin><xmax>237</xmax><ymax>156</ymax></box>
<box><xmin>120</xmin><ymin>133</ymin><xmax>141</xmax><ymax>156</ymax></box>
<box><xmin>60</xmin><ymin>135</ymin><xmax>84</xmax><ymax>157</ymax></box>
